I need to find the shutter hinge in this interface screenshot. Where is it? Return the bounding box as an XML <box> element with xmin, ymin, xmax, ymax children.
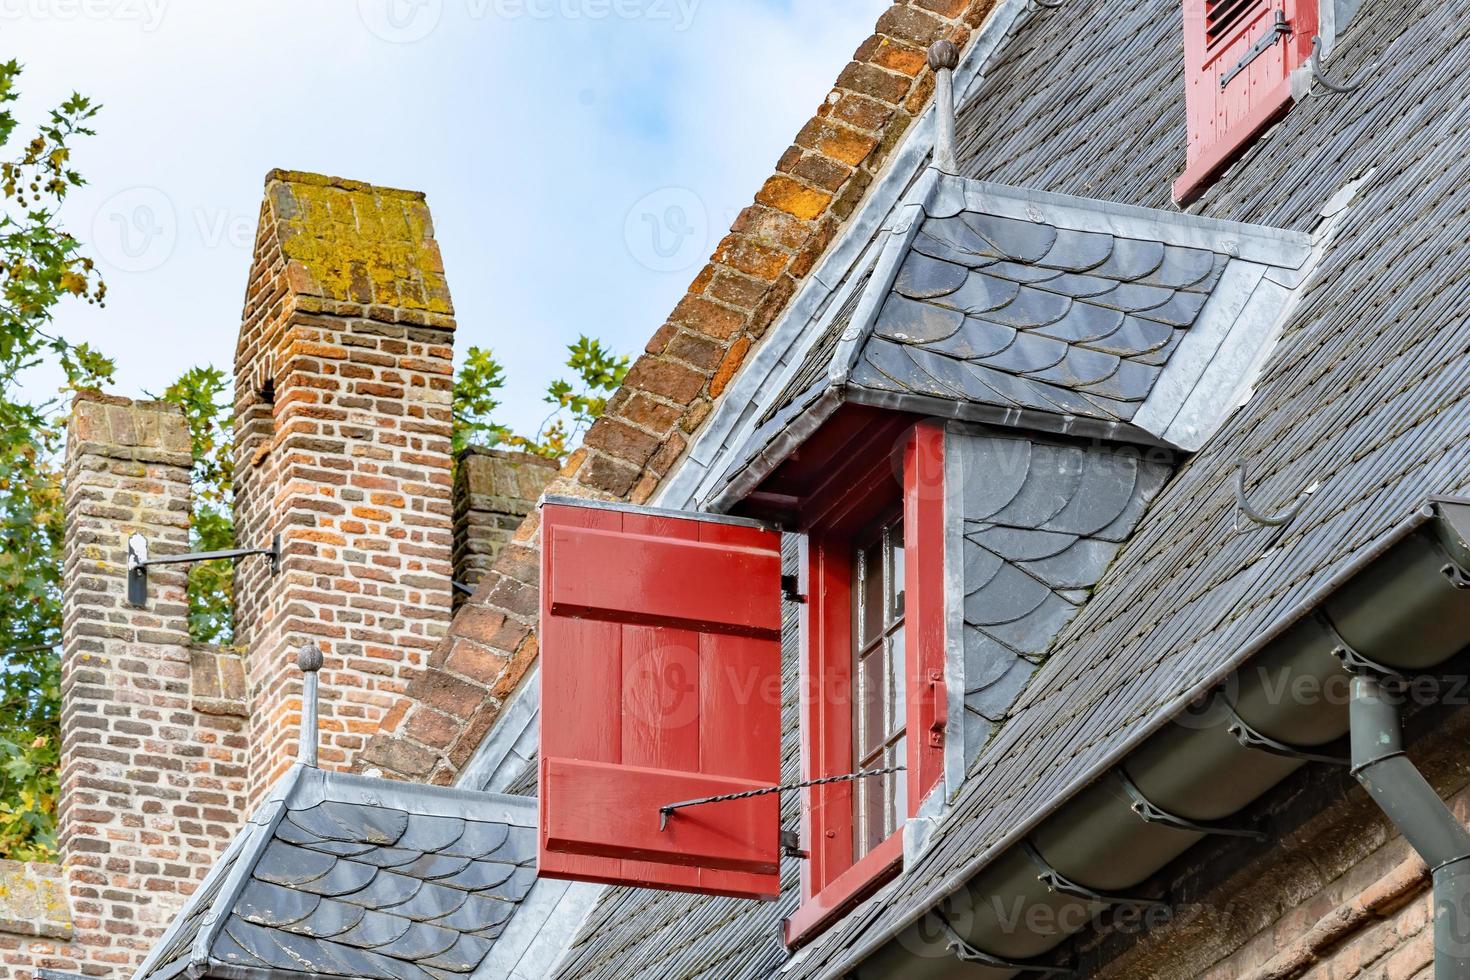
<box><xmin>1220</xmin><ymin>10</ymin><xmax>1291</xmax><ymax>90</ymax></box>
<box><xmin>928</xmin><ymin>668</ymin><xmax>945</xmax><ymax>747</ymax></box>
<box><xmin>780</xmin><ymin>830</ymin><xmax>808</xmax><ymax>859</ymax></box>
<box><xmin>781</xmin><ymin>575</ymin><xmax>806</xmax><ymax>604</ymax></box>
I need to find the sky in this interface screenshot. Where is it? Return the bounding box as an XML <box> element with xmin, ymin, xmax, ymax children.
<box><xmin>7</xmin><ymin>0</ymin><xmax>888</xmax><ymax>436</ymax></box>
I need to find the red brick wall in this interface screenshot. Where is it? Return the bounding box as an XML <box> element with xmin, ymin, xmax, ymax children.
<box><xmin>3</xmin><ymin>394</ymin><xmax>251</xmax><ymax>980</ymax></box>
<box><xmin>233</xmin><ymin>171</ymin><xmax>457</xmax><ymax>803</ymax></box>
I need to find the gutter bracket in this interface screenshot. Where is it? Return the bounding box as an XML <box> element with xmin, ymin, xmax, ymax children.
<box><xmin>1023</xmin><ymin>842</ymin><xmax>1168</xmax><ymax>910</ymax></box>
<box><xmin>938</xmin><ymin>919</ymin><xmax>1074</xmax><ymax>976</ymax></box>
<box><xmin>1224</xmin><ymin>702</ymin><xmax>1350</xmax><ymax>766</ymax></box>
<box><xmin>1116</xmin><ymin>769</ymin><xmax>1267</xmax><ymax>842</ymax></box>
<box><xmin>1315</xmin><ymin>610</ymin><xmax>1406</xmax><ymax>680</ymax></box>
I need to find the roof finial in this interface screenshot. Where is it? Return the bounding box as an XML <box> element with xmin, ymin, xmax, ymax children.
<box><xmin>297</xmin><ymin>642</ymin><xmax>323</xmax><ymax>768</ymax></box>
<box><xmin>928</xmin><ymin>40</ymin><xmax>960</xmax><ymax>174</ymax></box>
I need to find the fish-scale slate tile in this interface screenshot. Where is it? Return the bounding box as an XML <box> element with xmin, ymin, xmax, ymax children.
<box><xmin>856</xmin><ymin>212</ymin><xmax>1230</xmax><ymax>423</ymax></box>
<box><xmin>956</xmin><ymin>432</ymin><xmax>1170</xmax><ymax>738</ymax></box>
<box><xmin>136</xmin><ymin>776</ymin><xmax>537</xmax><ymax>980</ymax></box>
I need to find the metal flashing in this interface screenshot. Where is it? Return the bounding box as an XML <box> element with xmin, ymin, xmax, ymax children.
<box><xmin>538</xmin><ymin>494</ymin><xmax>780</xmax><ymax>533</ymax></box>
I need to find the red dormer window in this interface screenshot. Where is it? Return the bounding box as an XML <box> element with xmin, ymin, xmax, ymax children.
<box><xmin>1174</xmin><ymin>0</ymin><xmax>1317</xmax><ymax>204</ymax></box>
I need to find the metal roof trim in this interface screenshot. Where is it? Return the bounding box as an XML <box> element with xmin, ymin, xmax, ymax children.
<box><xmin>946</xmin><ymin>174</ymin><xmax>1314</xmax><ymax>267</ymax></box>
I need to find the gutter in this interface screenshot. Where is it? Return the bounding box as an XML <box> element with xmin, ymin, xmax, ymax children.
<box><xmin>829</xmin><ymin>496</ymin><xmax>1470</xmax><ymax>979</ymax></box>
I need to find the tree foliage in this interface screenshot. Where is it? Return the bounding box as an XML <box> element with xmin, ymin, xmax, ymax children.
<box><xmin>454</xmin><ymin>336</ymin><xmax>630</xmax><ymax>458</ymax></box>
<box><xmin>0</xmin><ymin>61</ymin><xmax>106</xmax><ymax>861</ymax></box>
<box><xmin>158</xmin><ymin>366</ymin><xmax>234</xmax><ymax>645</ymax></box>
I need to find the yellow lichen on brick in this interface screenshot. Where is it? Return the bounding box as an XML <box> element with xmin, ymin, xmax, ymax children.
<box><xmin>268</xmin><ymin>171</ymin><xmax>454</xmax><ymax>316</ymax></box>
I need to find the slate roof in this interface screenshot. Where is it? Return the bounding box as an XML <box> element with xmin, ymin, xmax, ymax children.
<box><xmin>707</xmin><ymin>170</ymin><xmax>1312</xmax><ymax>510</ymax></box>
<box><xmin>133</xmin><ymin>766</ymin><xmax>537</xmax><ymax>980</ymax></box>
<box><xmin>551</xmin><ymin>0</ymin><xmax>1470</xmax><ymax>977</ymax></box>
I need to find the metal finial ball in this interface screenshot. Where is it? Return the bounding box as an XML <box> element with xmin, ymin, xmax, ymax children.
<box><xmin>928</xmin><ymin>40</ymin><xmax>960</xmax><ymax>72</ymax></box>
<box><xmin>297</xmin><ymin>642</ymin><xmax>324</xmax><ymax>673</ymax></box>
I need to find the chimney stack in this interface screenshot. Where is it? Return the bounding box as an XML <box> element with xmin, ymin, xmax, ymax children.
<box><xmin>233</xmin><ymin>170</ymin><xmax>457</xmax><ymax>803</ymax></box>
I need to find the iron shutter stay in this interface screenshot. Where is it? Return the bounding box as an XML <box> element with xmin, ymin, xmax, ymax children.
<box><xmin>1220</xmin><ymin>10</ymin><xmax>1291</xmax><ymax>90</ymax></box>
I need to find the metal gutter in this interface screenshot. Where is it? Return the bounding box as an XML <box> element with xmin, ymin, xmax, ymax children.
<box><xmin>831</xmin><ymin>497</ymin><xmax>1470</xmax><ymax>978</ymax></box>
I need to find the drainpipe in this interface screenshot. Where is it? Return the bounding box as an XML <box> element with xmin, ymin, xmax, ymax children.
<box><xmin>1350</xmin><ymin>674</ymin><xmax>1470</xmax><ymax>979</ymax></box>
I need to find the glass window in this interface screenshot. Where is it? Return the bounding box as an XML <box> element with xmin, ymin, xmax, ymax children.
<box><xmin>852</xmin><ymin>514</ymin><xmax>906</xmax><ymax>860</ymax></box>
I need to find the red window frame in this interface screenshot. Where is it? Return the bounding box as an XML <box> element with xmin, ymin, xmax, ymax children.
<box><xmin>784</xmin><ymin>421</ymin><xmax>946</xmax><ymax>946</ymax></box>
<box><xmin>1174</xmin><ymin>0</ymin><xmax>1317</xmax><ymax>204</ymax></box>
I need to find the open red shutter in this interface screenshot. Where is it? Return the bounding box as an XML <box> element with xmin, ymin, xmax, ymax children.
<box><xmin>1175</xmin><ymin>0</ymin><xmax>1317</xmax><ymax>204</ymax></box>
<box><xmin>538</xmin><ymin>498</ymin><xmax>784</xmax><ymax>901</ymax></box>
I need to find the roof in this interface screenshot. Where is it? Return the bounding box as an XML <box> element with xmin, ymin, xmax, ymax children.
<box><xmin>550</xmin><ymin>0</ymin><xmax>1470</xmax><ymax>976</ymax></box>
<box><xmin>133</xmin><ymin>766</ymin><xmax>536</xmax><ymax>980</ymax></box>
<box><xmin>707</xmin><ymin>170</ymin><xmax>1313</xmax><ymax>509</ymax></box>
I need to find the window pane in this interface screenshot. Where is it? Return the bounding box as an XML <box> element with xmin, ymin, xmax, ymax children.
<box><xmin>858</xmin><ymin>772</ymin><xmax>886</xmax><ymax>858</ymax></box>
<box><xmin>887</xmin><ymin>626</ymin><xmax>906</xmax><ymax>741</ymax></box>
<box><xmin>890</xmin><ymin>738</ymin><xmax>908</xmax><ymax>834</ymax></box>
<box><xmin>861</xmin><ymin>539</ymin><xmax>884</xmax><ymax>646</ymax></box>
<box><xmin>858</xmin><ymin>650</ymin><xmax>886</xmax><ymax>759</ymax></box>
<box><xmin>890</xmin><ymin>520</ymin><xmax>905</xmax><ymax>620</ymax></box>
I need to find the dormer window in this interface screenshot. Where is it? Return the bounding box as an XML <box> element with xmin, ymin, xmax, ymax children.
<box><xmin>1174</xmin><ymin>0</ymin><xmax>1318</xmax><ymax>203</ymax></box>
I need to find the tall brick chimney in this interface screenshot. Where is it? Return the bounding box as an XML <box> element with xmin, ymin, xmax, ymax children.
<box><xmin>233</xmin><ymin>171</ymin><xmax>456</xmax><ymax>802</ymax></box>
<box><xmin>59</xmin><ymin>394</ymin><xmax>248</xmax><ymax>974</ymax></box>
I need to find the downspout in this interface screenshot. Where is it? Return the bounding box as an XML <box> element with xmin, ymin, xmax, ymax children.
<box><xmin>1350</xmin><ymin>674</ymin><xmax>1470</xmax><ymax>979</ymax></box>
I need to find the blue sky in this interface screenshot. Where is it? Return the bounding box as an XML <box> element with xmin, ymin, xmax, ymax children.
<box><xmin>9</xmin><ymin>0</ymin><xmax>887</xmax><ymax>436</ymax></box>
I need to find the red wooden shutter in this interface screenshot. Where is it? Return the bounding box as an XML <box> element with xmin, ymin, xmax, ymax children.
<box><xmin>538</xmin><ymin>498</ymin><xmax>784</xmax><ymax>901</ymax></box>
<box><xmin>1175</xmin><ymin>0</ymin><xmax>1317</xmax><ymax>203</ymax></box>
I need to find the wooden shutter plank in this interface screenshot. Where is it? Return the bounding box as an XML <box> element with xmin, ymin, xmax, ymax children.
<box><xmin>544</xmin><ymin>759</ymin><xmax>779</xmax><ymax>874</ymax></box>
<box><xmin>539</xmin><ymin>500</ymin><xmax>783</xmax><ymax>901</ymax></box>
<box><xmin>546</xmin><ymin>525</ymin><xmax>782</xmax><ymax>637</ymax></box>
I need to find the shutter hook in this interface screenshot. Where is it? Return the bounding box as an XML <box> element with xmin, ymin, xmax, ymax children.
<box><xmin>1308</xmin><ymin>36</ymin><xmax>1370</xmax><ymax>95</ymax></box>
<box><xmin>1234</xmin><ymin>460</ymin><xmax>1317</xmax><ymax>530</ymax></box>
<box><xmin>1028</xmin><ymin>0</ymin><xmax>1064</xmax><ymax>8</ymax></box>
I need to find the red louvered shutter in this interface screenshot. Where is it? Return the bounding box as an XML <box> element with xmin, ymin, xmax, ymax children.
<box><xmin>538</xmin><ymin>498</ymin><xmax>784</xmax><ymax>901</ymax></box>
<box><xmin>1175</xmin><ymin>0</ymin><xmax>1317</xmax><ymax>204</ymax></box>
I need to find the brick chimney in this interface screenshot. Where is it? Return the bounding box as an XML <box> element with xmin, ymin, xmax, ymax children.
<box><xmin>451</xmin><ymin>448</ymin><xmax>557</xmax><ymax>608</ymax></box>
<box><xmin>58</xmin><ymin>394</ymin><xmax>249</xmax><ymax>975</ymax></box>
<box><xmin>232</xmin><ymin>171</ymin><xmax>456</xmax><ymax>802</ymax></box>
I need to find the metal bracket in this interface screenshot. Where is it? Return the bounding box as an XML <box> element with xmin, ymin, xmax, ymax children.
<box><xmin>1445</xmin><ymin>563</ymin><xmax>1470</xmax><ymax>590</ymax></box>
<box><xmin>781</xmin><ymin>575</ymin><xmax>806</xmax><ymax>604</ymax></box>
<box><xmin>1224</xmin><ymin>702</ymin><xmax>1349</xmax><ymax>766</ymax></box>
<box><xmin>1221</xmin><ymin>11</ymin><xmax>1291</xmax><ymax>90</ymax></box>
<box><xmin>780</xmin><ymin>830</ymin><xmax>808</xmax><ymax>859</ymax></box>
<box><xmin>939</xmin><ymin>918</ymin><xmax>1074</xmax><ymax>976</ymax></box>
<box><xmin>126</xmin><ymin>532</ymin><xmax>280</xmax><ymax>608</ymax></box>
<box><xmin>1235</xmin><ymin>460</ymin><xmax>1317</xmax><ymax>530</ymax></box>
<box><xmin>1314</xmin><ymin>609</ymin><xmax>1406</xmax><ymax>680</ymax></box>
<box><xmin>1307</xmin><ymin>35</ymin><xmax>1369</xmax><ymax>94</ymax></box>
<box><xmin>1116</xmin><ymin>769</ymin><xmax>1267</xmax><ymax>841</ymax></box>
<box><xmin>1023</xmin><ymin>842</ymin><xmax>1168</xmax><ymax>910</ymax></box>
